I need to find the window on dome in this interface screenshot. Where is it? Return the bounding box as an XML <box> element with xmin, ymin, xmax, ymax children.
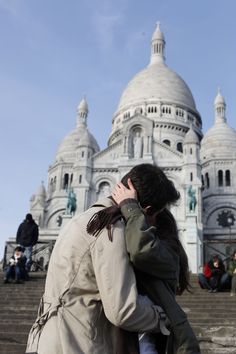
<box><xmin>190</xmin><ymin>173</ymin><xmax>193</xmax><ymax>182</ymax></box>
<box><xmin>218</xmin><ymin>170</ymin><xmax>223</xmax><ymax>187</ymax></box>
<box><xmin>190</xmin><ymin>148</ymin><xmax>193</xmax><ymax>155</ymax></box>
<box><xmin>162</xmin><ymin>106</ymin><xmax>171</xmax><ymax>115</ymax></box>
<box><xmin>177</xmin><ymin>142</ymin><xmax>183</xmax><ymax>153</ymax></box>
<box><xmin>79</xmin><ymin>175</ymin><xmax>82</xmax><ymax>184</ymax></box>
<box><xmin>163</xmin><ymin>139</ymin><xmax>170</xmax><ymax>146</ymax></box>
<box><xmin>81</xmin><ymin>151</ymin><xmax>85</xmax><ymax>158</ymax></box>
<box><xmin>176</xmin><ymin>108</ymin><xmax>184</xmax><ymax>117</ymax></box>
<box><xmin>63</xmin><ymin>174</ymin><xmax>69</xmax><ymax>189</ymax></box>
<box><xmin>225</xmin><ymin>170</ymin><xmax>231</xmax><ymax>186</ymax></box>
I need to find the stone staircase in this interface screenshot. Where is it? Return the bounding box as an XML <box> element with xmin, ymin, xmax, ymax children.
<box><xmin>177</xmin><ymin>275</ymin><xmax>236</xmax><ymax>354</ymax></box>
<box><xmin>0</xmin><ymin>272</ymin><xmax>45</xmax><ymax>354</ymax></box>
<box><xmin>0</xmin><ymin>272</ymin><xmax>236</xmax><ymax>354</ymax></box>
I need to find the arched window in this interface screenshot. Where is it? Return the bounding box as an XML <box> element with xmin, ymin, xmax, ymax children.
<box><xmin>50</xmin><ymin>178</ymin><xmax>53</xmax><ymax>193</ymax></box>
<box><xmin>177</xmin><ymin>142</ymin><xmax>183</xmax><ymax>153</ymax></box>
<box><xmin>225</xmin><ymin>170</ymin><xmax>231</xmax><ymax>186</ymax></box>
<box><xmin>205</xmin><ymin>173</ymin><xmax>210</xmax><ymax>188</ymax></box>
<box><xmin>79</xmin><ymin>175</ymin><xmax>82</xmax><ymax>184</ymax></box>
<box><xmin>53</xmin><ymin>176</ymin><xmax>57</xmax><ymax>192</ymax></box>
<box><xmin>218</xmin><ymin>170</ymin><xmax>223</xmax><ymax>187</ymax></box>
<box><xmin>190</xmin><ymin>148</ymin><xmax>193</xmax><ymax>155</ymax></box>
<box><xmin>190</xmin><ymin>172</ymin><xmax>193</xmax><ymax>182</ymax></box>
<box><xmin>63</xmin><ymin>173</ymin><xmax>69</xmax><ymax>189</ymax></box>
<box><xmin>81</xmin><ymin>151</ymin><xmax>85</xmax><ymax>158</ymax></box>
<box><xmin>163</xmin><ymin>139</ymin><xmax>170</xmax><ymax>146</ymax></box>
<box><xmin>201</xmin><ymin>175</ymin><xmax>205</xmax><ymax>189</ymax></box>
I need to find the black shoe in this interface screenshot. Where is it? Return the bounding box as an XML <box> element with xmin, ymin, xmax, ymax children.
<box><xmin>3</xmin><ymin>278</ymin><xmax>9</xmax><ymax>284</ymax></box>
<box><xmin>14</xmin><ymin>279</ymin><xmax>24</xmax><ymax>284</ymax></box>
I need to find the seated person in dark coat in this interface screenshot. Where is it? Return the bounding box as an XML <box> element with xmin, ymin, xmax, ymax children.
<box><xmin>4</xmin><ymin>246</ymin><xmax>28</xmax><ymax>283</ymax></box>
<box><xmin>198</xmin><ymin>254</ymin><xmax>229</xmax><ymax>293</ymax></box>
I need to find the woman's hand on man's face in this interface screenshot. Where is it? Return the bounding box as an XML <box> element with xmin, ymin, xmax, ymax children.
<box><xmin>112</xmin><ymin>178</ymin><xmax>137</xmax><ymax>205</ymax></box>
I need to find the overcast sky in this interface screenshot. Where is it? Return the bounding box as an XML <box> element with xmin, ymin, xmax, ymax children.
<box><xmin>0</xmin><ymin>0</ymin><xmax>236</xmax><ymax>258</ymax></box>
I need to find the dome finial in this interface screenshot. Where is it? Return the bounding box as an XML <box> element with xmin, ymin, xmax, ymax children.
<box><xmin>149</xmin><ymin>22</ymin><xmax>166</xmax><ymax>66</ymax></box>
<box><xmin>214</xmin><ymin>88</ymin><xmax>226</xmax><ymax>124</ymax></box>
<box><xmin>77</xmin><ymin>96</ymin><xmax>89</xmax><ymax>127</ymax></box>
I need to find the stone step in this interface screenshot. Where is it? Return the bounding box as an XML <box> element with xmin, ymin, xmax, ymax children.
<box><xmin>0</xmin><ymin>344</ymin><xmax>26</xmax><ymax>354</ymax></box>
<box><xmin>0</xmin><ymin>331</ymin><xmax>28</xmax><ymax>345</ymax></box>
<box><xmin>0</xmin><ymin>323</ymin><xmax>32</xmax><ymax>333</ymax></box>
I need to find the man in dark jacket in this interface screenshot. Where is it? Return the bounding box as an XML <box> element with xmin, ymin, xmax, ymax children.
<box><xmin>16</xmin><ymin>213</ymin><xmax>38</xmax><ymax>272</ymax></box>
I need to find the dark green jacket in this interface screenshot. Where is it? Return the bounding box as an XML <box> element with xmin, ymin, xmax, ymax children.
<box><xmin>228</xmin><ymin>259</ymin><xmax>236</xmax><ymax>276</ymax></box>
<box><xmin>120</xmin><ymin>199</ymin><xmax>201</xmax><ymax>354</ymax></box>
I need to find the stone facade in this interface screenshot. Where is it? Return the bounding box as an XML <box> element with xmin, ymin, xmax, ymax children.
<box><xmin>29</xmin><ymin>24</ymin><xmax>236</xmax><ymax>273</ymax></box>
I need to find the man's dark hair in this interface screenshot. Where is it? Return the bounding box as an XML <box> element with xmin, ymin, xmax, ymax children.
<box><xmin>14</xmin><ymin>246</ymin><xmax>25</xmax><ymax>252</ymax></box>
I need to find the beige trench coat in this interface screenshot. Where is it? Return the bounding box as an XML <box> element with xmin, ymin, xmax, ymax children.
<box><xmin>26</xmin><ymin>198</ymin><xmax>161</xmax><ymax>354</ymax></box>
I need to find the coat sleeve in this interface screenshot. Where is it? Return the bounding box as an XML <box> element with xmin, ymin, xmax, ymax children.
<box><xmin>16</xmin><ymin>224</ymin><xmax>22</xmax><ymax>244</ymax></box>
<box><xmin>120</xmin><ymin>200</ymin><xmax>176</xmax><ymax>279</ymax></box>
<box><xmin>228</xmin><ymin>261</ymin><xmax>235</xmax><ymax>276</ymax></box>
<box><xmin>32</xmin><ymin>224</ymin><xmax>39</xmax><ymax>245</ymax></box>
<box><xmin>90</xmin><ymin>220</ymin><xmax>161</xmax><ymax>332</ymax></box>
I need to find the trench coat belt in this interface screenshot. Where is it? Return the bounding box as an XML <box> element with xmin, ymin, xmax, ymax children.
<box><xmin>32</xmin><ymin>292</ymin><xmax>68</xmax><ymax>332</ymax></box>
<box><xmin>26</xmin><ymin>293</ymin><xmax>68</xmax><ymax>352</ymax></box>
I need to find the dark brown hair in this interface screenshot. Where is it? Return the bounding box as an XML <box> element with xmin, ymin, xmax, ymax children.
<box><xmin>155</xmin><ymin>208</ymin><xmax>191</xmax><ymax>294</ymax></box>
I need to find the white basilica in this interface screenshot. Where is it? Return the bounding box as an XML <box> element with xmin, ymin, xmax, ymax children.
<box><xmin>29</xmin><ymin>24</ymin><xmax>236</xmax><ymax>273</ymax></box>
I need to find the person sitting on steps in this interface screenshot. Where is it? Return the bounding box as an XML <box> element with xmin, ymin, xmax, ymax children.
<box><xmin>198</xmin><ymin>254</ymin><xmax>229</xmax><ymax>293</ymax></box>
<box><xmin>3</xmin><ymin>246</ymin><xmax>28</xmax><ymax>284</ymax></box>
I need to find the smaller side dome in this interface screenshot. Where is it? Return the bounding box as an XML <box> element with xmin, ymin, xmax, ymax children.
<box><xmin>78</xmin><ymin>128</ymin><xmax>100</xmax><ymax>152</ymax></box>
<box><xmin>35</xmin><ymin>182</ymin><xmax>46</xmax><ymax>197</ymax></box>
<box><xmin>184</xmin><ymin>126</ymin><xmax>199</xmax><ymax>144</ymax></box>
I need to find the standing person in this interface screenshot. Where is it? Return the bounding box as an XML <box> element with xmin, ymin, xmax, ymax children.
<box><xmin>16</xmin><ymin>213</ymin><xmax>38</xmax><ymax>272</ymax></box>
<box><xmin>105</xmin><ymin>165</ymin><xmax>200</xmax><ymax>354</ymax></box>
<box><xmin>26</xmin><ymin>166</ymin><xmax>168</xmax><ymax>354</ymax></box>
<box><xmin>228</xmin><ymin>250</ymin><xmax>236</xmax><ymax>297</ymax></box>
<box><xmin>3</xmin><ymin>246</ymin><xmax>27</xmax><ymax>283</ymax></box>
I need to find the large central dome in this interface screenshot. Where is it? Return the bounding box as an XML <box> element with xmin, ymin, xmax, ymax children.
<box><xmin>118</xmin><ymin>62</ymin><xmax>196</xmax><ymax>111</ymax></box>
<box><xmin>116</xmin><ymin>23</ymin><xmax>197</xmax><ymax>114</ymax></box>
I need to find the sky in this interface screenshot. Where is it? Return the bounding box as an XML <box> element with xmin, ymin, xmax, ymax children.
<box><xmin>0</xmin><ymin>0</ymin><xmax>236</xmax><ymax>259</ymax></box>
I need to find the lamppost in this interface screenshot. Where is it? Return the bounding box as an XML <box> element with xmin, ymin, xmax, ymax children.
<box><xmin>227</xmin><ymin>214</ymin><xmax>234</xmax><ymax>254</ymax></box>
<box><xmin>217</xmin><ymin>210</ymin><xmax>235</xmax><ymax>258</ymax></box>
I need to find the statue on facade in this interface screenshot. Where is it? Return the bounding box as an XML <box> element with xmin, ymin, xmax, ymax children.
<box><xmin>98</xmin><ymin>183</ymin><xmax>111</xmax><ymax>199</ymax></box>
<box><xmin>66</xmin><ymin>188</ymin><xmax>77</xmax><ymax>215</ymax></box>
<box><xmin>133</xmin><ymin>131</ymin><xmax>143</xmax><ymax>158</ymax></box>
<box><xmin>187</xmin><ymin>185</ymin><xmax>197</xmax><ymax>213</ymax></box>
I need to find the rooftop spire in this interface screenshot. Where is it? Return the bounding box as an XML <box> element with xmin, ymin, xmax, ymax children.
<box><xmin>214</xmin><ymin>88</ymin><xmax>226</xmax><ymax>124</ymax></box>
<box><xmin>77</xmin><ymin>96</ymin><xmax>88</xmax><ymax>127</ymax></box>
<box><xmin>149</xmin><ymin>22</ymin><xmax>166</xmax><ymax>66</ymax></box>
